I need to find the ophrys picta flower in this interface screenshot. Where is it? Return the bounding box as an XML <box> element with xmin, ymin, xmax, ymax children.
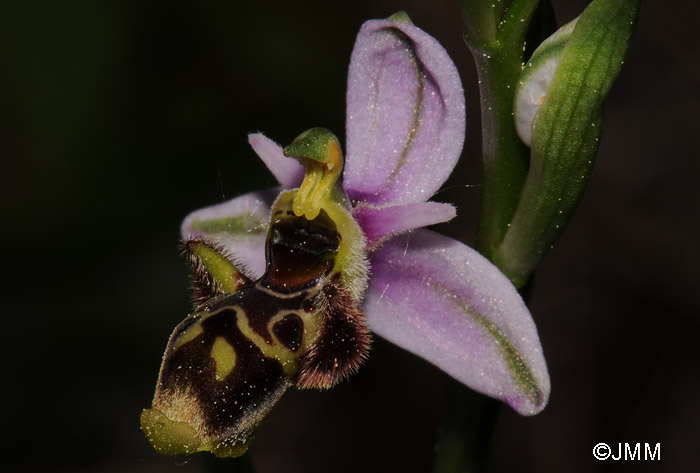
<box><xmin>141</xmin><ymin>13</ymin><xmax>549</xmax><ymax>458</ymax></box>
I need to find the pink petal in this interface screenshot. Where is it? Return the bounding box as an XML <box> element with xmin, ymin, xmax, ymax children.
<box><xmin>344</xmin><ymin>19</ymin><xmax>465</xmax><ymax>205</ymax></box>
<box><xmin>248</xmin><ymin>133</ymin><xmax>304</xmax><ymax>188</ymax></box>
<box><xmin>353</xmin><ymin>201</ymin><xmax>456</xmax><ymax>249</ymax></box>
<box><xmin>365</xmin><ymin>229</ymin><xmax>550</xmax><ymax>415</ymax></box>
<box><xmin>181</xmin><ymin>188</ymin><xmax>279</xmax><ymax>279</ymax></box>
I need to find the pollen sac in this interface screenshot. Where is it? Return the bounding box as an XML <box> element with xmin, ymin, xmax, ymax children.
<box><xmin>142</xmin><ymin>188</ymin><xmax>371</xmax><ymax>458</ymax></box>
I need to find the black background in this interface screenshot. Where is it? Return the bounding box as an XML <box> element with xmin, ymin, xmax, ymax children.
<box><xmin>2</xmin><ymin>1</ymin><xmax>697</xmax><ymax>472</ymax></box>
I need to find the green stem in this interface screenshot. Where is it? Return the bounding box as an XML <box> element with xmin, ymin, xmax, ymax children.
<box><xmin>466</xmin><ymin>0</ymin><xmax>540</xmax><ymax>259</ymax></box>
<box><xmin>431</xmin><ymin>379</ymin><xmax>499</xmax><ymax>473</ymax></box>
<box><xmin>472</xmin><ymin>53</ymin><xmax>529</xmax><ymax>258</ymax></box>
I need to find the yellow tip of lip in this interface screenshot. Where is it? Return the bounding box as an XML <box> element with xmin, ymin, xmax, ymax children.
<box><xmin>140</xmin><ymin>408</ymin><xmax>202</xmax><ymax>456</ymax></box>
<box><xmin>141</xmin><ymin>408</ymin><xmax>252</xmax><ymax>458</ymax></box>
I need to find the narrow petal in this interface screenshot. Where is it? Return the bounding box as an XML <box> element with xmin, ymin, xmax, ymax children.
<box><xmin>365</xmin><ymin>230</ymin><xmax>549</xmax><ymax>415</ymax></box>
<box><xmin>248</xmin><ymin>133</ymin><xmax>304</xmax><ymax>188</ymax></box>
<box><xmin>353</xmin><ymin>201</ymin><xmax>456</xmax><ymax>249</ymax></box>
<box><xmin>344</xmin><ymin>19</ymin><xmax>465</xmax><ymax>205</ymax></box>
<box><xmin>181</xmin><ymin>188</ymin><xmax>279</xmax><ymax>279</ymax></box>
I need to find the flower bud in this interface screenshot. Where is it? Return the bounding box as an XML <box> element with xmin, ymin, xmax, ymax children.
<box><xmin>495</xmin><ymin>0</ymin><xmax>641</xmax><ymax>288</ymax></box>
<box><xmin>514</xmin><ymin>17</ymin><xmax>578</xmax><ymax>147</ymax></box>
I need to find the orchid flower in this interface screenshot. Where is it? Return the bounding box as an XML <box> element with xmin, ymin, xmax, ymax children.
<box><xmin>141</xmin><ymin>14</ymin><xmax>549</xmax><ymax>458</ymax></box>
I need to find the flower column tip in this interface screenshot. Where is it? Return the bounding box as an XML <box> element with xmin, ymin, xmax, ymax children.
<box><xmin>283</xmin><ymin>127</ymin><xmax>344</xmax><ymax>220</ymax></box>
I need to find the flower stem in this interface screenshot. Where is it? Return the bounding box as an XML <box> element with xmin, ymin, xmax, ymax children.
<box><xmin>432</xmin><ymin>378</ymin><xmax>500</xmax><ymax>473</ymax></box>
<box><xmin>472</xmin><ymin>52</ymin><xmax>529</xmax><ymax>258</ymax></box>
<box><xmin>463</xmin><ymin>0</ymin><xmax>540</xmax><ymax>260</ymax></box>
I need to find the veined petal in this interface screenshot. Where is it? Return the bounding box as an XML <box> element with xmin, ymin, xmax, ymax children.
<box><xmin>353</xmin><ymin>201</ymin><xmax>455</xmax><ymax>249</ymax></box>
<box><xmin>365</xmin><ymin>229</ymin><xmax>549</xmax><ymax>415</ymax></box>
<box><xmin>248</xmin><ymin>133</ymin><xmax>304</xmax><ymax>188</ymax></box>
<box><xmin>344</xmin><ymin>18</ymin><xmax>465</xmax><ymax>205</ymax></box>
<box><xmin>181</xmin><ymin>188</ymin><xmax>279</xmax><ymax>279</ymax></box>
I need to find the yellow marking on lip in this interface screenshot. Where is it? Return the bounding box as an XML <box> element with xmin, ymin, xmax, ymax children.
<box><xmin>173</xmin><ymin>322</ymin><xmax>204</xmax><ymax>351</ymax></box>
<box><xmin>236</xmin><ymin>310</ymin><xmax>298</xmax><ymax>378</ymax></box>
<box><xmin>267</xmin><ymin>308</ymin><xmax>321</xmax><ymax>355</ymax></box>
<box><xmin>235</xmin><ymin>304</ymin><xmax>321</xmax><ymax>378</ymax></box>
<box><xmin>210</xmin><ymin>336</ymin><xmax>237</xmax><ymax>381</ymax></box>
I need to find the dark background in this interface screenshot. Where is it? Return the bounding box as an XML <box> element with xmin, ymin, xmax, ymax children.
<box><xmin>2</xmin><ymin>1</ymin><xmax>697</xmax><ymax>472</ymax></box>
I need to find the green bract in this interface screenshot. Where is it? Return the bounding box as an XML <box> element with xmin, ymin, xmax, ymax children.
<box><xmin>494</xmin><ymin>0</ymin><xmax>641</xmax><ymax>288</ymax></box>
